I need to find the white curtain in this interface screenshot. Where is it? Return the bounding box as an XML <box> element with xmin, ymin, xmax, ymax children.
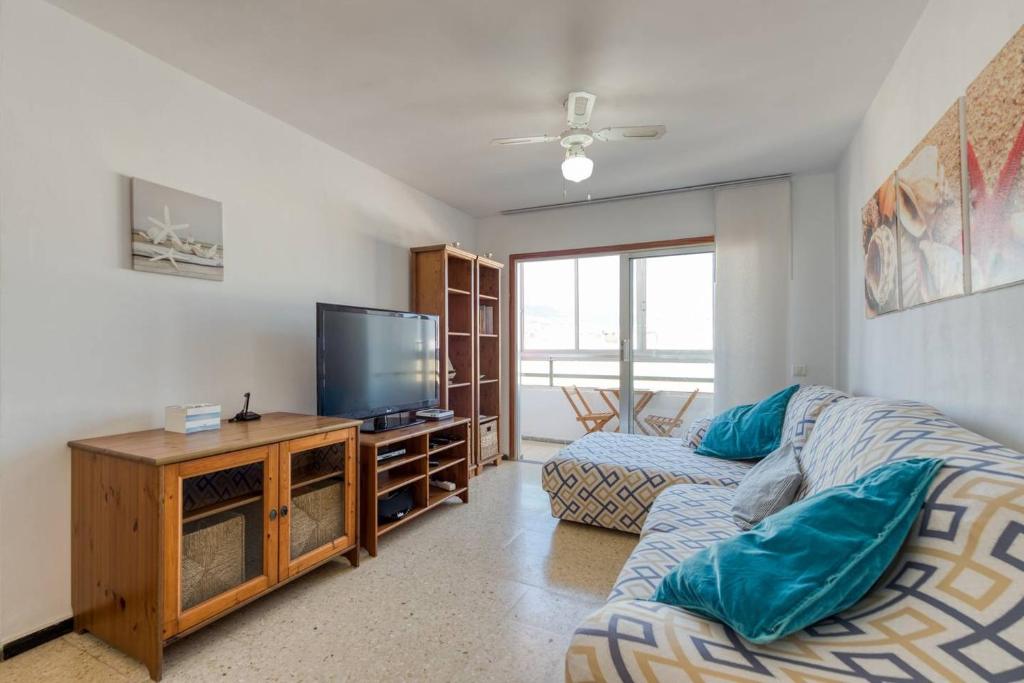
<box><xmin>713</xmin><ymin>179</ymin><xmax>792</xmax><ymax>412</ymax></box>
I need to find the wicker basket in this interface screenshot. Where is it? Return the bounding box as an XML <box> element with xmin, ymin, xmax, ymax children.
<box><xmin>181</xmin><ymin>511</ymin><xmax>245</xmax><ymax>610</ymax></box>
<box><xmin>290</xmin><ymin>479</ymin><xmax>344</xmax><ymax>559</ymax></box>
<box><xmin>480</xmin><ymin>421</ymin><xmax>498</xmax><ymax>461</ymax></box>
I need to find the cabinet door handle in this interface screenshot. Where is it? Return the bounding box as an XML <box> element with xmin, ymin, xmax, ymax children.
<box><xmin>280</xmin><ymin>505</ymin><xmax>289</xmax><ymax>518</ymax></box>
<box><xmin>269</xmin><ymin>508</ymin><xmax>277</xmax><ymax>521</ymax></box>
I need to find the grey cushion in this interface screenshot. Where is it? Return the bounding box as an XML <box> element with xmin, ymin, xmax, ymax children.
<box><xmin>731</xmin><ymin>441</ymin><xmax>802</xmax><ymax>529</ymax></box>
<box><xmin>684</xmin><ymin>417</ymin><xmax>712</xmax><ymax>449</ymax></box>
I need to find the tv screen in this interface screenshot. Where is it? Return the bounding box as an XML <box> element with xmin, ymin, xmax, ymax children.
<box><xmin>316</xmin><ymin>303</ymin><xmax>440</xmax><ymax>419</ymax></box>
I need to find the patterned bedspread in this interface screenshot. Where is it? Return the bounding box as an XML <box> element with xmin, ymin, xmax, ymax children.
<box><xmin>609</xmin><ymin>484</ymin><xmax>738</xmax><ymax>602</ymax></box>
<box><xmin>541</xmin><ymin>432</ymin><xmax>753</xmax><ymax>534</ymax></box>
<box><xmin>567</xmin><ymin>399</ymin><xmax>1024</xmax><ymax>682</ymax></box>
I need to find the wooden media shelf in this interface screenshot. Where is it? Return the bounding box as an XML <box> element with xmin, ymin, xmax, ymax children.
<box><xmin>359</xmin><ymin>416</ymin><xmax>470</xmax><ymax>556</ymax></box>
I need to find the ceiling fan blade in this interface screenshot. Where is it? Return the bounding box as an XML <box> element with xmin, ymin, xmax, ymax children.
<box><xmin>594</xmin><ymin>125</ymin><xmax>667</xmax><ymax>141</ymax></box>
<box><xmin>566</xmin><ymin>91</ymin><xmax>596</xmax><ymax>129</ymax></box>
<box><xmin>490</xmin><ymin>135</ymin><xmax>560</xmax><ymax>146</ymax></box>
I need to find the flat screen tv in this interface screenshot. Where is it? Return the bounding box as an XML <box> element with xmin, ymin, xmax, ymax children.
<box><xmin>316</xmin><ymin>303</ymin><xmax>439</xmax><ymax>431</ymax></box>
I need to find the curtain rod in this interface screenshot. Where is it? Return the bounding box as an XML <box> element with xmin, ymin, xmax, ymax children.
<box><xmin>499</xmin><ymin>173</ymin><xmax>791</xmax><ymax>215</ymax></box>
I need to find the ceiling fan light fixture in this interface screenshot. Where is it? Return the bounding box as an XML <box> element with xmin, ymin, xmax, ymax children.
<box><xmin>561</xmin><ymin>146</ymin><xmax>593</xmax><ymax>183</ymax></box>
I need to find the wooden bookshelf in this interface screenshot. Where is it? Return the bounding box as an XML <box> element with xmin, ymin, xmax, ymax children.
<box><xmin>412</xmin><ymin>245</ymin><xmax>505</xmax><ymax>475</ymax></box>
<box><xmin>358</xmin><ymin>417</ymin><xmax>470</xmax><ymax>556</ymax></box>
<box><xmin>475</xmin><ymin>255</ymin><xmax>504</xmax><ymax>473</ymax></box>
<box><xmin>411</xmin><ymin>244</ymin><xmax>477</xmax><ymax>469</ymax></box>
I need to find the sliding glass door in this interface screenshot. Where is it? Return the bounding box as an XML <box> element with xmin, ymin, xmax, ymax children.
<box><xmin>620</xmin><ymin>249</ymin><xmax>715</xmax><ymax>440</ymax></box>
<box><xmin>515</xmin><ymin>244</ymin><xmax>714</xmax><ymax>461</ymax></box>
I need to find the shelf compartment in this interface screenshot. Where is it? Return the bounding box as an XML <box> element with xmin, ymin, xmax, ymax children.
<box><xmin>428</xmin><ymin>457</ymin><xmax>463</xmax><ymax>476</ymax></box>
<box><xmin>377</xmin><ymin>506</ymin><xmax>427</xmax><ymax>536</ymax></box>
<box><xmin>478</xmin><ymin>415</ymin><xmax>498</xmax><ymax>425</ymax></box>
<box><xmin>182</xmin><ymin>493</ymin><xmax>261</xmax><ymax>524</ymax></box>
<box><xmin>377</xmin><ymin>472</ymin><xmax>426</xmax><ymax>497</ymax></box>
<box><xmin>376</xmin><ymin>452</ymin><xmax>427</xmax><ymax>473</ymax></box>
<box><xmin>291</xmin><ymin>470</ymin><xmax>344</xmax><ymax>489</ymax></box>
<box><xmin>427</xmin><ymin>439</ymin><xmax>466</xmax><ymax>456</ymax></box>
<box><xmin>427</xmin><ymin>485</ymin><xmax>468</xmax><ymax>508</ymax></box>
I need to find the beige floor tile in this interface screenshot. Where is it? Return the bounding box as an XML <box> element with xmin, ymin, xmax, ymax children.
<box><xmin>0</xmin><ymin>462</ymin><xmax>636</xmax><ymax>682</ymax></box>
<box><xmin>456</xmin><ymin>621</ymin><xmax>572</xmax><ymax>683</ymax></box>
<box><xmin>520</xmin><ymin>439</ymin><xmax>568</xmax><ymax>463</ymax></box>
<box><xmin>506</xmin><ymin>585</ymin><xmax>604</xmax><ymax>637</ymax></box>
<box><xmin>0</xmin><ymin>638</ymin><xmax>127</xmax><ymax>682</ymax></box>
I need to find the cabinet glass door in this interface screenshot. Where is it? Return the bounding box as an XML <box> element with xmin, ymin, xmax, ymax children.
<box><xmin>164</xmin><ymin>446</ymin><xmax>278</xmax><ymax>637</ymax></box>
<box><xmin>280</xmin><ymin>430</ymin><xmax>356</xmax><ymax>578</ymax></box>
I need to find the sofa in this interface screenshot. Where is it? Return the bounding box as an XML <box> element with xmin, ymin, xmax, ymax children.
<box><xmin>563</xmin><ymin>394</ymin><xmax>1024</xmax><ymax>682</ymax></box>
<box><xmin>541</xmin><ymin>385</ymin><xmax>847</xmax><ymax>534</ymax></box>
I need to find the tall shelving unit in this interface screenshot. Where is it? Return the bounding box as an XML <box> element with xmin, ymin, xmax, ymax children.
<box><xmin>411</xmin><ymin>244</ymin><xmax>504</xmax><ymax>475</ymax></box>
<box><xmin>475</xmin><ymin>256</ymin><xmax>504</xmax><ymax>473</ymax></box>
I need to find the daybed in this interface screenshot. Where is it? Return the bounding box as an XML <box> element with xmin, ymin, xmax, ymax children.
<box><xmin>541</xmin><ymin>385</ymin><xmax>847</xmax><ymax>534</ymax></box>
<box><xmin>565</xmin><ymin>395</ymin><xmax>1024</xmax><ymax>682</ymax></box>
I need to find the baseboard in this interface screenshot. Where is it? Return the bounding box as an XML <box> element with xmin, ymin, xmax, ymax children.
<box><xmin>1</xmin><ymin>618</ymin><xmax>73</xmax><ymax>661</ymax></box>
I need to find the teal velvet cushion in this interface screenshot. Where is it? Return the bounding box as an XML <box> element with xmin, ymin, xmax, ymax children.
<box><xmin>651</xmin><ymin>457</ymin><xmax>944</xmax><ymax>644</ymax></box>
<box><xmin>695</xmin><ymin>384</ymin><xmax>799</xmax><ymax>459</ymax></box>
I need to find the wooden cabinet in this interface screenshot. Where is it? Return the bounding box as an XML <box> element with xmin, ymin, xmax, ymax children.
<box><xmin>359</xmin><ymin>417</ymin><xmax>470</xmax><ymax>556</ymax></box>
<box><xmin>70</xmin><ymin>413</ymin><xmax>361</xmax><ymax>681</ymax></box>
<box><xmin>411</xmin><ymin>244</ymin><xmax>505</xmax><ymax>475</ymax></box>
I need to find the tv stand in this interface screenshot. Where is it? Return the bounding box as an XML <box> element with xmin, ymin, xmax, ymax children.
<box><xmin>359</xmin><ymin>416</ymin><xmax>470</xmax><ymax>556</ymax></box>
<box><xmin>360</xmin><ymin>412</ymin><xmax>425</xmax><ymax>433</ymax></box>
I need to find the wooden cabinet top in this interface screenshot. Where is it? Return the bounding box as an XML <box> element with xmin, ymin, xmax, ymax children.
<box><xmin>359</xmin><ymin>416</ymin><xmax>471</xmax><ymax>448</ymax></box>
<box><xmin>68</xmin><ymin>412</ymin><xmax>362</xmax><ymax>466</ymax></box>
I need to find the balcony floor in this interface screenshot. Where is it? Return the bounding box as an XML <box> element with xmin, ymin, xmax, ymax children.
<box><xmin>520</xmin><ymin>439</ymin><xmax>567</xmax><ymax>463</ymax></box>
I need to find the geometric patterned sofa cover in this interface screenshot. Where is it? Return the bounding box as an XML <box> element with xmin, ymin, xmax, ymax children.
<box><xmin>566</xmin><ymin>397</ymin><xmax>1024</xmax><ymax>682</ymax></box>
<box><xmin>542</xmin><ymin>385</ymin><xmax>847</xmax><ymax>535</ymax></box>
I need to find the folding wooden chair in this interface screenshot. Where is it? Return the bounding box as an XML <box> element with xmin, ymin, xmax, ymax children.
<box><xmin>643</xmin><ymin>388</ymin><xmax>700</xmax><ymax>437</ymax></box>
<box><xmin>561</xmin><ymin>386</ymin><xmax>615</xmax><ymax>434</ymax></box>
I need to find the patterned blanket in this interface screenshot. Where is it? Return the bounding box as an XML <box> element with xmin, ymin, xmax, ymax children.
<box><xmin>567</xmin><ymin>398</ymin><xmax>1024</xmax><ymax>682</ymax></box>
<box><xmin>541</xmin><ymin>432</ymin><xmax>753</xmax><ymax>534</ymax></box>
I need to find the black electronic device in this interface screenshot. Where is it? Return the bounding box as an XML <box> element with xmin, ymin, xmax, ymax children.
<box><xmin>316</xmin><ymin>303</ymin><xmax>440</xmax><ymax>433</ymax></box>
<box><xmin>429</xmin><ymin>435</ymin><xmax>453</xmax><ymax>448</ymax></box>
<box><xmin>228</xmin><ymin>392</ymin><xmax>262</xmax><ymax>423</ymax></box>
<box><xmin>377</xmin><ymin>445</ymin><xmax>408</xmax><ymax>462</ymax></box>
<box><xmin>378</xmin><ymin>486</ymin><xmax>415</xmax><ymax>523</ymax></box>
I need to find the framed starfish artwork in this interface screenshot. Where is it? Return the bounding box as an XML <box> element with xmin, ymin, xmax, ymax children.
<box><xmin>965</xmin><ymin>26</ymin><xmax>1024</xmax><ymax>293</ymax></box>
<box><xmin>131</xmin><ymin>178</ymin><xmax>224</xmax><ymax>281</ymax></box>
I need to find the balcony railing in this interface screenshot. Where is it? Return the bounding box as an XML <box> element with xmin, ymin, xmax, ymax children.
<box><xmin>519</xmin><ymin>349</ymin><xmax>714</xmax><ymax>389</ymax></box>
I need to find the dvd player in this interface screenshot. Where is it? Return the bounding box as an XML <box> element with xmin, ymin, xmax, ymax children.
<box><xmin>416</xmin><ymin>408</ymin><xmax>454</xmax><ymax>420</ymax></box>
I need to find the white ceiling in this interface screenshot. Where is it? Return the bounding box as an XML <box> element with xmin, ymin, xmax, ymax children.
<box><xmin>48</xmin><ymin>0</ymin><xmax>926</xmax><ymax>217</ymax></box>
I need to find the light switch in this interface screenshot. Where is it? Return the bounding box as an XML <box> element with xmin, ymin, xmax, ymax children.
<box><xmin>792</xmin><ymin>364</ymin><xmax>807</xmax><ymax>377</ymax></box>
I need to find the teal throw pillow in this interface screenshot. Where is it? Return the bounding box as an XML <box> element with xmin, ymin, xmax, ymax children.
<box><xmin>695</xmin><ymin>384</ymin><xmax>799</xmax><ymax>459</ymax></box>
<box><xmin>651</xmin><ymin>457</ymin><xmax>944</xmax><ymax>644</ymax></box>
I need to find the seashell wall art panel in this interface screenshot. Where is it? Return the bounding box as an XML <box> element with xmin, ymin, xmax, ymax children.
<box><xmin>861</xmin><ymin>174</ymin><xmax>901</xmax><ymax>317</ymax></box>
<box><xmin>965</xmin><ymin>25</ymin><xmax>1024</xmax><ymax>293</ymax></box>
<box><xmin>895</xmin><ymin>101</ymin><xmax>966</xmax><ymax>307</ymax></box>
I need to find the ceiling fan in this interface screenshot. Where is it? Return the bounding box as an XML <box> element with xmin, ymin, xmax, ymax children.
<box><xmin>491</xmin><ymin>91</ymin><xmax>666</xmax><ymax>183</ymax></box>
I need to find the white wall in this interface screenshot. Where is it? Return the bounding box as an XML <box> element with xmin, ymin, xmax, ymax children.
<box><xmin>0</xmin><ymin>0</ymin><xmax>476</xmax><ymax>643</ymax></box>
<box><xmin>836</xmin><ymin>0</ymin><xmax>1024</xmax><ymax>450</ymax></box>
<box><xmin>478</xmin><ymin>173</ymin><xmax>837</xmax><ymax>453</ymax></box>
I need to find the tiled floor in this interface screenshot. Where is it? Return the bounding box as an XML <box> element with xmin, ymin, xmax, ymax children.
<box><xmin>519</xmin><ymin>439</ymin><xmax>568</xmax><ymax>463</ymax></box>
<box><xmin>0</xmin><ymin>462</ymin><xmax>637</xmax><ymax>682</ymax></box>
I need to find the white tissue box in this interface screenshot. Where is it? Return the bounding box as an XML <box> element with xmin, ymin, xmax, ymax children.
<box><xmin>165</xmin><ymin>403</ymin><xmax>221</xmax><ymax>434</ymax></box>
